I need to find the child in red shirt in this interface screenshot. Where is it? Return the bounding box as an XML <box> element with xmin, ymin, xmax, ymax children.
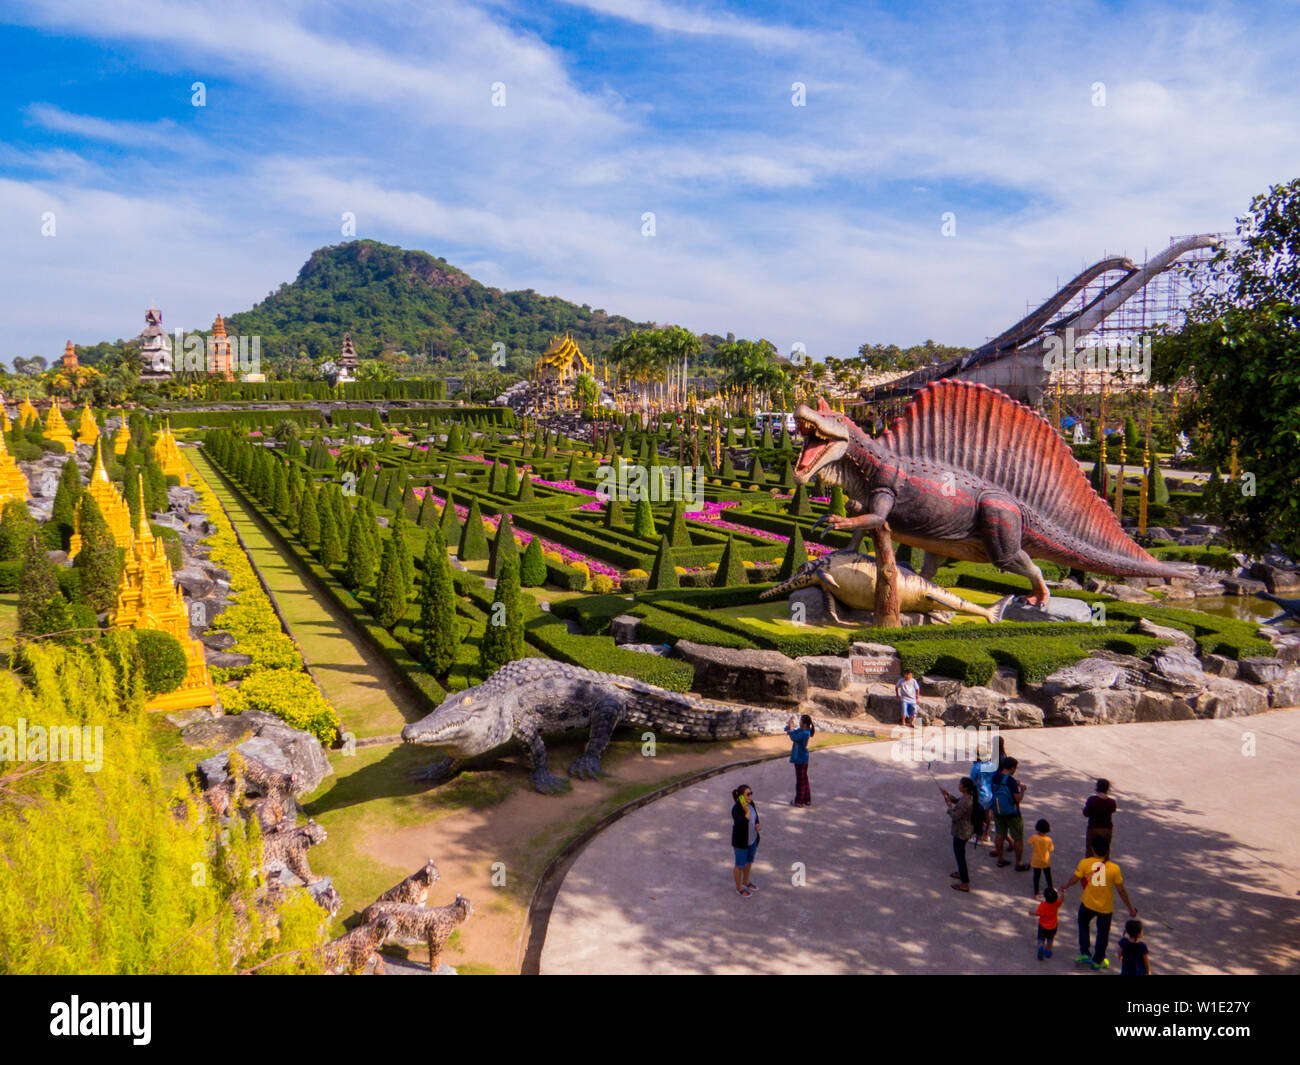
<box><xmin>1032</xmin><ymin>887</ymin><xmax>1064</xmax><ymax>960</ymax></box>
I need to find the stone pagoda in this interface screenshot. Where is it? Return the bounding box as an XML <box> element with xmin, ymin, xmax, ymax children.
<box><xmin>43</xmin><ymin>399</ymin><xmax>76</xmax><ymax>453</ymax></box>
<box><xmin>69</xmin><ymin>442</ymin><xmax>133</xmax><ymax>557</ymax></box>
<box><xmin>153</xmin><ymin>423</ymin><xmax>187</xmax><ymax>485</ymax></box>
<box><xmin>0</xmin><ymin>427</ymin><xmax>30</xmax><ymax>507</ymax></box>
<box><xmin>112</xmin><ymin>475</ymin><xmax>217</xmax><ymax>712</ymax></box>
<box><xmin>60</xmin><ymin>340</ymin><xmax>79</xmax><ymax>372</ymax></box>
<box><xmin>139</xmin><ymin>305</ymin><xmax>172</xmax><ymax>381</ymax></box>
<box><xmin>333</xmin><ymin>332</ymin><xmax>358</xmax><ymax>384</ymax></box>
<box><xmin>76</xmin><ymin>404</ymin><xmax>99</xmax><ymax>446</ymax></box>
<box><xmin>209</xmin><ymin>314</ymin><xmax>235</xmax><ymax>381</ymax></box>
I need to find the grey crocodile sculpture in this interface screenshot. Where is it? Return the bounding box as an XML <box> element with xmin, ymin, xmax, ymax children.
<box><xmin>401</xmin><ymin>658</ymin><xmax>875</xmax><ymax>794</ymax></box>
<box><xmin>760</xmin><ymin>549</ymin><xmax>1011</xmax><ymax>624</ymax></box>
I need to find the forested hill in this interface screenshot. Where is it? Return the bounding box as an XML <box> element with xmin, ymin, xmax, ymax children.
<box><xmin>225</xmin><ymin>240</ymin><xmax>653</xmax><ymax>364</ymax></box>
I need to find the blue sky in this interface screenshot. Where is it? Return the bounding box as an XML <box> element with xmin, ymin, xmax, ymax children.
<box><xmin>2</xmin><ymin>0</ymin><xmax>1297</xmax><ymax>362</ymax></box>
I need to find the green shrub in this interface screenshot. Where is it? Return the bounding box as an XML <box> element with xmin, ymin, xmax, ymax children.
<box><xmin>519</xmin><ymin>537</ymin><xmax>547</xmax><ymax>587</ymax></box>
<box><xmin>132</xmin><ymin>629</ymin><xmax>189</xmax><ymax>694</ymax></box>
<box><xmin>223</xmin><ymin>668</ymin><xmax>341</xmax><ymax>744</ymax></box>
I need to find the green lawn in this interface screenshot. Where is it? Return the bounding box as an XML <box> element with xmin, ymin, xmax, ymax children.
<box><xmin>190</xmin><ymin>450</ymin><xmax>424</xmax><ymax>739</ymax></box>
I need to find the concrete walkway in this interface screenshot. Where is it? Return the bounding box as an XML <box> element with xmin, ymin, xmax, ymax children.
<box><xmin>541</xmin><ymin>712</ymin><xmax>1300</xmax><ymax>974</ymax></box>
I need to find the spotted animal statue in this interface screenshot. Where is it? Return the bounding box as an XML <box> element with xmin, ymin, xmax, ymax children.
<box><xmin>759</xmin><ymin>548</ymin><xmax>1010</xmax><ymax>624</ymax></box>
<box><xmin>367</xmin><ymin>859</ymin><xmax>441</xmax><ymax>910</ymax></box>
<box><xmin>321</xmin><ymin>914</ymin><xmax>399</xmax><ymax>976</ymax></box>
<box><xmin>259</xmin><ymin>819</ymin><xmax>327</xmax><ymax>885</ymax></box>
<box><xmin>401</xmin><ymin>659</ymin><xmax>875</xmax><ymax>794</ymax></box>
<box><xmin>793</xmin><ymin>383</ymin><xmax>1196</xmax><ymax>603</ymax></box>
<box><xmin>359</xmin><ymin>897</ymin><xmax>472</xmax><ymax>973</ymax></box>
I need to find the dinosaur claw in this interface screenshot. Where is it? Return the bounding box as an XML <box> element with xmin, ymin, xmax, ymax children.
<box><xmin>809</xmin><ymin>516</ymin><xmax>831</xmax><ymax>536</ymax></box>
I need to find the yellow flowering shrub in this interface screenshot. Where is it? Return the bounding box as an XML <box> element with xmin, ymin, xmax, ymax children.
<box><xmin>222</xmin><ymin>669</ymin><xmax>340</xmax><ymax>744</ymax></box>
<box><xmin>591</xmin><ymin>575</ymin><xmax>615</xmax><ymax>594</ymax></box>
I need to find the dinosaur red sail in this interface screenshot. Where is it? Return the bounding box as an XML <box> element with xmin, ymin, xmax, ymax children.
<box><xmin>884</xmin><ymin>380</ymin><xmax>1161</xmax><ymax>573</ymax></box>
<box><xmin>793</xmin><ymin>381</ymin><xmax>1195</xmax><ymax>603</ymax></box>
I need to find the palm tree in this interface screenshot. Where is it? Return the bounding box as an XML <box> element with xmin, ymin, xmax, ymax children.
<box><xmin>335</xmin><ymin>443</ymin><xmax>378</xmax><ymax>479</ymax></box>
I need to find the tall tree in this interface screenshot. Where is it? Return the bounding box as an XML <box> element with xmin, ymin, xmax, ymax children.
<box><xmin>374</xmin><ymin>539</ymin><xmax>406</xmax><ymax>628</ymax></box>
<box><xmin>391</xmin><ymin>512</ymin><xmax>416</xmax><ymax>599</ymax></box>
<box><xmin>73</xmin><ymin>494</ymin><xmax>122</xmax><ymax>614</ymax></box>
<box><xmin>1152</xmin><ymin>178</ymin><xmax>1300</xmax><ymax>556</ymax></box>
<box><xmin>479</xmin><ymin>551</ymin><xmax>524</xmax><ymax>674</ymax></box>
<box><xmin>344</xmin><ymin>510</ymin><xmax>376</xmax><ymax>589</ymax></box>
<box><xmin>418</xmin><ymin>525</ymin><xmax>459</xmax><ymax>675</ymax></box>
<box><xmin>18</xmin><ymin>534</ymin><xmax>67</xmax><ymax>636</ymax></box>
<box><xmin>47</xmin><ymin>455</ymin><xmax>84</xmax><ymax>549</ymax></box>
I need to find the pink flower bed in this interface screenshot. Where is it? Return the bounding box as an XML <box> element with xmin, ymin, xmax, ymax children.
<box><xmin>418</xmin><ymin>494</ymin><xmax>623</xmax><ymax>581</ymax></box>
<box><xmin>686</xmin><ymin>502</ymin><xmax>833</xmax><ymax>557</ymax></box>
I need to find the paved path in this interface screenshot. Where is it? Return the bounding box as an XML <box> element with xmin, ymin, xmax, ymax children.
<box><xmin>190</xmin><ymin>450</ymin><xmax>422</xmax><ymax>739</ymax></box>
<box><xmin>541</xmin><ymin>712</ymin><xmax>1300</xmax><ymax>974</ymax></box>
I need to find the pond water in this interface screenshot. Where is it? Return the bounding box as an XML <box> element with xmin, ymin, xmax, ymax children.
<box><xmin>1182</xmin><ymin>596</ymin><xmax>1292</xmax><ymax>625</ymax></box>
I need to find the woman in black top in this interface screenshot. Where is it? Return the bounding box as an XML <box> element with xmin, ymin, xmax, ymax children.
<box><xmin>731</xmin><ymin>784</ymin><xmax>760</xmax><ymax>898</ymax></box>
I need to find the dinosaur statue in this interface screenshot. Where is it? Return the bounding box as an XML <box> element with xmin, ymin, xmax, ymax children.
<box><xmin>793</xmin><ymin>381</ymin><xmax>1196</xmax><ymax>604</ymax></box>
<box><xmin>1256</xmin><ymin>591</ymin><xmax>1300</xmax><ymax>626</ymax></box>
<box><xmin>759</xmin><ymin>549</ymin><xmax>1011</xmax><ymax>624</ymax></box>
<box><xmin>401</xmin><ymin>658</ymin><xmax>875</xmax><ymax>794</ymax></box>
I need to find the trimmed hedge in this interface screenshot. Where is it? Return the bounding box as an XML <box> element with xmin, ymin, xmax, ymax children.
<box><xmin>524</xmin><ymin>613</ymin><xmax>695</xmax><ymax>690</ymax></box>
<box><xmin>202</xmin><ymin>446</ymin><xmax>448</xmax><ymax>711</ymax></box>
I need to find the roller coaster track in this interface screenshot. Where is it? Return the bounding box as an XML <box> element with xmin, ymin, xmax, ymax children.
<box><xmin>861</xmin><ymin>234</ymin><xmax>1222</xmax><ymax>404</ymax></box>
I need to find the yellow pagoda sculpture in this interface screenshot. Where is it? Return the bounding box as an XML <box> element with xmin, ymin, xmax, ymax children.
<box><xmin>69</xmin><ymin>443</ymin><xmax>133</xmax><ymax>557</ymax></box>
<box><xmin>153</xmin><ymin>423</ymin><xmax>187</xmax><ymax>485</ymax></box>
<box><xmin>0</xmin><ymin>427</ymin><xmax>30</xmax><ymax>507</ymax></box>
<box><xmin>112</xmin><ymin>475</ymin><xmax>217</xmax><ymax>712</ymax></box>
<box><xmin>43</xmin><ymin>399</ymin><xmax>75</xmax><ymax>453</ymax></box>
<box><xmin>18</xmin><ymin>396</ymin><xmax>38</xmax><ymax>429</ymax></box>
<box><xmin>113</xmin><ymin>420</ymin><xmax>131</xmax><ymax>456</ymax></box>
<box><xmin>75</xmin><ymin>404</ymin><xmax>99</xmax><ymax>446</ymax></box>
<box><xmin>536</xmin><ymin>334</ymin><xmax>593</xmax><ymax>384</ymax></box>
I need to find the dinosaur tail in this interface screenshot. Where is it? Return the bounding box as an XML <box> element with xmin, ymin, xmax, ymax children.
<box><xmin>759</xmin><ymin>573</ymin><xmax>814</xmax><ymax>600</ymax></box>
<box><xmin>1059</xmin><ymin>536</ymin><xmax>1199</xmax><ymax>581</ymax></box>
<box><xmin>990</xmin><ymin>595</ymin><xmax>1015</xmax><ymax>623</ymax></box>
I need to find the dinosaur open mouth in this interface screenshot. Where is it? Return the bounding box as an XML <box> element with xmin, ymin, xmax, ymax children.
<box><xmin>795</xmin><ymin>425</ymin><xmax>831</xmax><ymax>476</ymax></box>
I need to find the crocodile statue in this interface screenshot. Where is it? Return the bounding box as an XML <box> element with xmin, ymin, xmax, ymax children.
<box><xmin>793</xmin><ymin>381</ymin><xmax>1196</xmax><ymax>604</ymax></box>
<box><xmin>759</xmin><ymin>549</ymin><xmax>1010</xmax><ymax>624</ymax></box>
<box><xmin>401</xmin><ymin>658</ymin><xmax>875</xmax><ymax>794</ymax></box>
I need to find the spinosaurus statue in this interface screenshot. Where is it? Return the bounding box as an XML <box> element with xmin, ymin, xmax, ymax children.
<box><xmin>795</xmin><ymin>380</ymin><xmax>1196</xmax><ymax>604</ymax></box>
<box><xmin>401</xmin><ymin>659</ymin><xmax>874</xmax><ymax>794</ymax></box>
<box><xmin>759</xmin><ymin>548</ymin><xmax>1010</xmax><ymax>624</ymax></box>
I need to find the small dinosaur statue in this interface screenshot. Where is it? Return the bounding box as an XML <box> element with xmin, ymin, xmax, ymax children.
<box><xmin>401</xmin><ymin>659</ymin><xmax>875</xmax><ymax>794</ymax></box>
<box><xmin>759</xmin><ymin>549</ymin><xmax>1010</xmax><ymax>624</ymax></box>
<box><xmin>793</xmin><ymin>382</ymin><xmax>1196</xmax><ymax>603</ymax></box>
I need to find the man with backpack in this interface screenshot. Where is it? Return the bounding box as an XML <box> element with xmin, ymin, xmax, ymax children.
<box><xmin>989</xmin><ymin>757</ymin><xmax>1030</xmax><ymax>871</ymax></box>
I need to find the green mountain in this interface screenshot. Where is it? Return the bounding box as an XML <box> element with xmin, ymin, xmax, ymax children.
<box><xmin>225</xmin><ymin>240</ymin><xmax>652</xmax><ymax>367</ymax></box>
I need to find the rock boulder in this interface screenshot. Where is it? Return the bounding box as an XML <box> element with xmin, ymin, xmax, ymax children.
<box><xmin>674</xmin><ymin>640</ymin><xmax>807</xmax><ymax>706</ymax></box>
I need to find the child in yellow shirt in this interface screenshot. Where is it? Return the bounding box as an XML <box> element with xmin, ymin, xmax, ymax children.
<box><xmin>1029</xmin><ymin>818</ymin><xmax>1054</xmax><ymax>898</ymax></box>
